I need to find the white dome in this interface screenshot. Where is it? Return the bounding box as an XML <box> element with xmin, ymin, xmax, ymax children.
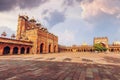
<box><xmin>113</xmin><ymin>41</ymin><xmax>120</xmax><ymax>45</ymax></box>
<box><xmin>82</xmin><ymin>42</ymin><xmax>88</xmax><ymax>46</ymax></box>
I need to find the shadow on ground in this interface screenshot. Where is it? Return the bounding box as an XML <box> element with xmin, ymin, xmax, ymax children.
<box><xmin>0</xmin><ymin>59</ymin><xmax>120</xmax><ymax>80</ymax></box>
<box><xmin>63</xmin><ymin>58</ymin><xmax>72</xmax><ymax>62</ymax></box>
<box><xmin>82</xmin><ymin>58</ymin><xmax>93</xmax><ymax>62</ymax></box>
<box><xmin>103</xmin><ymin>56</ymin><xmax>120</xmax><ymax>64</ymax></box>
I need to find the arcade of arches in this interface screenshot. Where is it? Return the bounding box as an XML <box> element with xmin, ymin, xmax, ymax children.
<box><xmin>58</xmin><ymin>45</ymin><xmax>94</xmax><ymax>52</ymax></box>
<box><xmin>58</xmin><ymin>37</ymin><xmax>120</xmax><ymax>53</ymax></box>
<box><xmin>0</xmin><ymin>37</ymin><xmax>32</xmax><ymax>55</ymax></box>
<box><xmin>39</xmin><ymin>43</ymin><xmax>57</xmax><ymax>54</ymax></box>
<box><xmin>3</xmin><ymin>46</ymin><xmax>30</xmax><ymax>55</ymax></box>
<box><xmin>58</xmin><ymin>45</ymin><xmax>120</xmax><ymax>53</ymax></box>
<box><xmin>0</xmin><ymin>38</ymin><xmax>58</xmax><ymax>55</ymax></box>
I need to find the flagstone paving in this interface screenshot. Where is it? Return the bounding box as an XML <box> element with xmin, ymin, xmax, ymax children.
<box><xmin>0</xmin><ymin>52</ymin><xmax>120</xmax><ymax>80</ymax></box>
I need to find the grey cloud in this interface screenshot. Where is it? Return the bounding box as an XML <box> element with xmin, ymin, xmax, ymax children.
<box><xmin>44</xmin><ymin>10</ymin><xmax>65</xmax><ymax>27</ymax></box>
<box><xmin>0</xmin><ymin>0</ymin><xmax>16</xmax><ymax>11</ymax></box>
<box><xmin>42</xmin><ymin>9</ymin><xmax>49</xmax><ymax>15</ymax></box>
<box><xmin>0</xmin><ymin>0</ymin><xmax>49</xmax><ymax>12</ymax></box>
<box><xmin>42</xmin><ymin>0</ymin><xmax>83</xmax><ymax>28</ymax></box>
<box><xmin>63</xmin><ymin>0</ymin><xmax>82</xmax><ymax>6</ymax></box>
<box><xmin>42</xmin><ymin>0</ymin><xmax>83</xmax><ymax>27</ymax></box>
<box><xmin>18</xmin><ymin>0</ymin><xmax>48</xmax><ymax>9</ymax></box>
<box><xmin>63</xmin><ymin>0</ymin><xmax>75</xmax><ymax>6</ymax></box>
<box><xmin>81</xmin><ymin>0</ymin><xmax>120</xmax><ymax>21</ymax></box>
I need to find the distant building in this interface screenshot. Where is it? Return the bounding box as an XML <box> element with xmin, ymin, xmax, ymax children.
<box><xmin>59</xmin><ymin>37</ymin><xmax>120</xmax><ymax>53</ymax></box>
<box><xmin>0</xmin><ymin>15</ymin><xmax>58</xmax><ymax>55</ymax></box>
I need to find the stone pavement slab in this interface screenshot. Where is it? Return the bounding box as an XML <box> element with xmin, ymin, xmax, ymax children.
<box><xmin>0</xmin><ymin>53</ymin><xmax>120</xmax><ymax>80</ymax></box>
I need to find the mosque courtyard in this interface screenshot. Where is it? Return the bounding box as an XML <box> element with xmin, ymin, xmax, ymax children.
<box><xmin>0</xmin><ymin>52</ymin><xmax>120</xmax><ymax>80</ymax></box>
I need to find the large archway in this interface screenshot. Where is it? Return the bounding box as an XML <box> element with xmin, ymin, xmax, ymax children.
<box><xmin>49</xmin><ymin>44</ymin><xmax>51</xmax><ymax>53</ymax></box>
<box><xmin>54</xmin><ymin>45</ymin><xmax>56</xmax><ymax>53</ymax></box>
<box><xmin>84</xmin><ymin>49</ymin><xmax>86</xmax><ymax>52</ymax></box>
<box><xmin>3</xmin><ymin>46</ymin><xmax>10</xmax><ymax>55</ymax></box>
<box><xmin>90</xmin><ymin>49</ymin><xmax>93</xmax><ymax>52</ymax></box>
<box><xmin>40</xmin><ymin>43</ymin><xmax>44</xmax><ymax>53</ymax></box>
<box><xmin>20</xmin><ymin>47</ymin><xmax>25</xmax><ymax>54</ymax></box>
<box><xmin>13</xmin><ymin>47</ymin><xmax>18</xmax><ymax>54</ymax></box>
<box><xmin>26</xmin><ymin>47</ymin><xmax>30</xmax><ymax>54</ymax></box>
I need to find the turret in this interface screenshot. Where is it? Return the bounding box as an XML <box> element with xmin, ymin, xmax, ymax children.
<box><xmin>16</xmin><ymin>15</ymin><xmax>28</xmax><ymax>40</ymax></box>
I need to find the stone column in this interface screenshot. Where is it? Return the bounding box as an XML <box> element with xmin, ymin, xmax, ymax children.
<box><xmin>50</xmin><ymin>44</ymin><xmax>53</xmax><ymax>53</ymax></box>
<box><xmin>43</xmin><ymin>43</ymin><xmax>46</xmax><ymax>53</ymax></box>
<box><xmin>18</xmin><ymin>48</ymin><xmax>21</xmax><ymax>55</ymax></box>
<box><xmin>10</xmin><ymin>47</ymin><xmax>13</xmax><ymax>55</ymax></box>
<box><xmin>45</xmin><ymin>42</ymin><xmax>48</xmax><ymax>53</ymax></box>
<box><xmin>0</xmin><ymin>46</ymin><xmax>3</xmax><ymax>56</ymax></box>
<box><xmin>46</xmin><ymin>44</ymin><xmax>48</xmax><ymax>53</ymax></box>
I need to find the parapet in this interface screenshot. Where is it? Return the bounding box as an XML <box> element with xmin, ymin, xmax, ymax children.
<box><xmin>94</xmin><ymin>37</ymin><xmax>108</xmax><ymax>39</ymax></box>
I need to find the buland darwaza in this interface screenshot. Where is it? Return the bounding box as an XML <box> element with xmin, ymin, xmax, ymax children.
<box><xmin>0</xmin><ymin>15</ymin><xmax>58</xmax><ymax>55</ymax></box>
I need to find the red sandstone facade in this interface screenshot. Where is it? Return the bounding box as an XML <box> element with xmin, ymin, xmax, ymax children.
<box><xmin>0</xmin><ymin>15</ymin><xmax>58</xmax><ymax>55</ymax></box>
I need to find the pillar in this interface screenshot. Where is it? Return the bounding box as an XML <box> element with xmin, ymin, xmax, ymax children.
<box><xmin>10</xmin><ymin>47</ymin><xmax>13</xmax><ymax>55</ymax></box>
<box><xmin>43</xmin><ymin>43</ymin><xmax>46</xmax><ymax>53</ymax></box>
<box><xmin>0</xmin><ymin>46</ymin><xmax>3</xmax><ymax>55</ymax></box>
<box><xmin>45</xmin><ymin>42</ymin><xmax>49</xmax><ymax>53</ymax></box>
<box><xmin>18</xmin><ymin>48</ymin><xmax>21</xmax><ymax>55</ymax></box>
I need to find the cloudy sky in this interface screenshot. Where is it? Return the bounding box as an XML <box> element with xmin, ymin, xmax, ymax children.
<box><xmin>0</xmin><ymin>0</ymin><xmax>120</xmax><ymax>46</ymax></box>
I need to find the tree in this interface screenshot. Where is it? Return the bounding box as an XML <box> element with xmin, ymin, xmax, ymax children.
<box><xmin>93</xmin><ymin>43</ymin><xmax>107</xmax><ymax>52</ymax></box>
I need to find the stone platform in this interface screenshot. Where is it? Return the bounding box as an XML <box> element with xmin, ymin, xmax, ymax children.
<box><xmin>0</xmin><ymin>52</ymin><xmax>120</xmax><ymax>80</ymax></box>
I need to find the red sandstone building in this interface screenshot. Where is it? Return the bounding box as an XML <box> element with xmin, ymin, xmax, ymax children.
<box><xmin>0</xmin><ymin>15</ymin><xmax>120</xmax><ymax>56</ymax></box>
<box><xmin>0</xmin><ymin>15</ymin><xmax>58</xmax><ymax>55</ymax></box>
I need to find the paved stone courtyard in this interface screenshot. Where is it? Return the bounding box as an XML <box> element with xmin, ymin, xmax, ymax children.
<box><xmin>0</xmin><ymin>52</ymin><xmax>120</xmax><ymax>80</ymax></box>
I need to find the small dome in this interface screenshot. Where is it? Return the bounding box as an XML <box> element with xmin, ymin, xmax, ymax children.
<box><xmin>11</xmin><ymin>34</ymin><xmax>15</xmax><ymax>38</ymax></box>
<box><xmin>29</xmin><ymin>18</ymin><xmax>36</xmax><ymax>22</ymax></box>
<box><xmin>113</xmin><ymin>41</ymin><xmax>120</xmax><ymax>45</ymax></box>
<box><xmin>82</xmin><ymin>42</ymin><xmax>88</xmax><ymax>46</ymax></box>
<box><xmin>1</xmin><ymin>31</ymin><xmax>7</xmax><ymax>37</ymax></box>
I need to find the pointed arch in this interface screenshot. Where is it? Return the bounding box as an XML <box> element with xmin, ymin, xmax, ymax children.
<box><xmin>26</xmin><ymin>47</ymin><xmax>30</xmax><ymax>54</ymax></box>
<box><xmin>20</xmin><ymin>47</ymin><xmax>25</xmax><ymax>54</ymax></box>
<box><xmin>3</xmin><ymin>46</ymin><xmax>10</xmax><ymax>55</ymax></box>
<box><xmin>49</xmin><ymin>44</ymin><xmax>51</xmax><ymax>53</ymax></box>
<box><xmin>13</xmin><ymin>47</ymin><xmax>18</xmax><ymax>54</ymax></box>
<box><xmin>40</xmin><ymin>43</ymin><xmax>44</xmax><ymax>53</ymax></box>
<box><xmin>54</xmin><ymin>45</ymin><xmax>56</xmax><ymax>53</ymax></box>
